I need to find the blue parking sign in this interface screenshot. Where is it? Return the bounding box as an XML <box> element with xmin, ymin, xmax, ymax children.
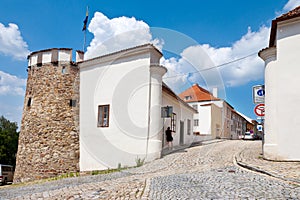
<box><xmin>253</xmin><ymin>85</ymin><xmax>265</xmax><ymax>104</ymax></box>
<box><xmin>257</xmin><ymin>89</ymin><xmax>265</xmax><ymax>96</ymax></box>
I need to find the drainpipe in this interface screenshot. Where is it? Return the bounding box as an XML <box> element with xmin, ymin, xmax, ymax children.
<box><xmin>146</xmin><ymin>69</ymin><xmax>152</xmax><ymax>160</ymax></box>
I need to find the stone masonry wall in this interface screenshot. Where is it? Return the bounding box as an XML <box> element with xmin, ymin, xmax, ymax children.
<box><xmin>14</xmin><ymin>61</ymin><xmax>80</xmax><ymax>183</ymax></box>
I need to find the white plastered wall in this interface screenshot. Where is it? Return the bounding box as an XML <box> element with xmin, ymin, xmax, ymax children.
<box><xmin>264</xmin><ymin>19</ymin><xmax>300</xmax><ymax>160</ymax></box>
<box><xmin>79</xmin><ymin>49</ymin><xmax>164</xmax><ymax>171</ymax></box>
<box><xmin>162</xmin><ymin>93</ymin><xmax>195</xmax><ymax>148</ymax></box>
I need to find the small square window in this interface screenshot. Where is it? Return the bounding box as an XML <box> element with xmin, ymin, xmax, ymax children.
<box><xmin>184</xmin><ymin>96</ymin><xmax>192</xmax><ymax>101</ymax></box>
<box><xmin>98</xmin><ymin>105</ymin><xmax>110</xmax><ymax>127</ymax></box>
<box><xmin>192</xmin><ymin>104</ymin><xmax>198</xmax><ymax>111</ymax></box>
<box><xmin>69</xmin><ymin>100</ymin><xmax>76</xmax><ymax>107</ymax></box>
<box><xmin>62</xmin><ymin>66</ymin><xmax>67</xmax><ymax>74</ymax></box>
<box><xmin>27</xmin><ymin>97</ymin><xmax>32</xmax><ymax>107</ymax></box>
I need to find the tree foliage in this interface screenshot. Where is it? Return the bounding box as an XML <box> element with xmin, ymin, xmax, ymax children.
<box><xmin>0</xmin><ymin>116</ymin><xmax>19</xmax><ymax>166</ymax></box>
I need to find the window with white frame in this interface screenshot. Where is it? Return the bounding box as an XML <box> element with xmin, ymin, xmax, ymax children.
<box><xmin>184</xmin><ymin>95</ymin><xmax>192</xmax><ymax>101</ymax></box>
<box><xmin>98</xmin><ymin>105</ymin><xmax>110</xmax><ymax>127</ymax></box>
<box><xmin>171</xmin><ymin>113</ymin><xmax>176</xmax><ymax>132</ymax></box>
<box><xmin>194</xmin><ymin>119</ymin><xmax>199</xmax><ymax>126</ymax></box>
<box><xmin>192</xmin><ymin>104</ymin><xmax>198</xmax><ymax>111</ymax></box>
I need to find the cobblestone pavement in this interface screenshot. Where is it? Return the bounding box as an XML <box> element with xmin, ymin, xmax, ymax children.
<box><xmin>0</xmin><ymin>140</ymin><xmax>300</xmax><ymax>199</ymax></box>
<box><xmin>149</xmin><ymin>166</ymin><xmax>300</xmax><ymax>199</ymax></box>
<box><xmin>235</xmin><ymin>141</ymin><xmax>300</xmax><ymax>184</ymax></box>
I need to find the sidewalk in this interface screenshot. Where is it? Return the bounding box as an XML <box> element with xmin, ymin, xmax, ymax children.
<box><xmin>235</xmin><ymin>141</ymin><xmax>300</xmax><ymax>184</ymax></box>
<box><xmin>161</xmin><ymin>139</ymin><xmax>225</xmax><ymax>156</ymax></box>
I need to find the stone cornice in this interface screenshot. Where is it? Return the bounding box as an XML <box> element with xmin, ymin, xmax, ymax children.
<box><xmin>258</xmin><ymin>47</ymin><xmax>277</xmax><ymax>63</ymax></box>
<box><xmin>150</xmin><ymin>65</ymin><xmax>167</xmax><ymax>76</ymax></box>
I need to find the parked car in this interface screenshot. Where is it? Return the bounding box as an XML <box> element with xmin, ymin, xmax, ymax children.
<box><xmin>0</xmin><ymin>164</ymin><xmax>14</xmax><ymax>185</ymax></box>
<box><xmin>243</xmin><ymin>131</ymin><xmax>254</xmax><ymax>140</ymax></box>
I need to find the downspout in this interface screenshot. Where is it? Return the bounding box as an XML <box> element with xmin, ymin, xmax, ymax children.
<box><xmin>145</xmin><ymin>66</ymin><xmax>152</xmax><ymax>160</ymax></box>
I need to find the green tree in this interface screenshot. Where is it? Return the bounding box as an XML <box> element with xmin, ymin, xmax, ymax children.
<box><xmin>0</xmin><ymin>116</ymin><xmax>19</xmax><ymax>166</ymax></box>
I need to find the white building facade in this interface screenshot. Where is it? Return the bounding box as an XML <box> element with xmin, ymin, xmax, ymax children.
<box><xmin>162</xmin><ymin>84</ymin><xmax>196</xmax><ymax>147</ymax></box>
<box><xmin>79</xmin><ymin>44</ymin><xmax>195</xmax><ymax>171</ymax></box>
<box><xmin>259</xmin><ymin>6</ymin><xmax>300</xmax><ymax>160</ymax></box>
<box><xmin>179</xmin><ymin>84</ymin><xmax>233</xmax><ymax>140</ymax></box>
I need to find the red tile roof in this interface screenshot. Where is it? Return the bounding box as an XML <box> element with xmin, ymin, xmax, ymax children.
<box><xmin>178</xmin><ymin>84</ymin><xmax>219</xmax><ymax>103</ymax></box>
<box><xmin>276</xmin><ymin>6</ymin><xmax>300</xmax><ymax>21</ymax></box>
<box><xmin>269</xmin><ymin>6</ymin><xmax>300</xmax><ymax>47</ymax></box>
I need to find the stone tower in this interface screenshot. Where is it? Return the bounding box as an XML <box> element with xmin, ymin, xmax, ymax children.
<box><xmin>14</xmin><ymin>48</ymin><xmax>83</xmax><ymax>183</ymax></box>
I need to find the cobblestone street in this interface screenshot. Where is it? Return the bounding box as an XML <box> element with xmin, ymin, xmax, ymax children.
<box><xmin>1</xmin><ymin>140</ymin><xmax>300</xmax><ymax>199</ymax></box>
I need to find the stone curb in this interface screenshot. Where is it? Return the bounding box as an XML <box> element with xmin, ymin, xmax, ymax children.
<box><xmin>235</xmin><ymin>150</ymin><xmax>300</xmax><ymax>185</ymax></box>
<box><xmin>141</xmin><ymin>178</ymin><xmax>151</xmax><ymax>200</ymax></box>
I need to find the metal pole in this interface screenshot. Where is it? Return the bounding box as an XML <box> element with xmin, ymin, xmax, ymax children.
<box><xmin>261</xmin><ymin>117</ymin><xmax>264</xmax><ymax>156</ymax></box>
<box><xmin>83</xmin><ymin>30</ymin><xmax>86</xmax><ymax>52</ymax></box>
<box><xmin>162</xmin><ymin>118</ymin><xmax>165</xmax><ymax>151</ymax></box>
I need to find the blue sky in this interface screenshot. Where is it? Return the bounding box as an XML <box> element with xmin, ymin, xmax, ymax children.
<box><xmin>0</xmin><ymin>0</ymin><xmax>299</xmax><ymax>126</ymax></box>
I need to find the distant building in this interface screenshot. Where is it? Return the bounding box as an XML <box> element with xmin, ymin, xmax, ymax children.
<box><xmin>231</xmin><ymin>110</ymin><xmax>249</xmax><ymax>139</ymax></box>
<box><xmin>231</xmin><ymin>110</ymin><xmax>244</xmax><ymax>139</ymax></box>
<box><xmin>259</xmin><ymin>6</ymin><xmax>300</xmax><ymax>160</ymax></box>
<box><xmin>179</xmin><ymin>84</ymin><xmax>234</xmax><ymax>140</ymax></box>
<box><xmin>14</xmin><ymin>44</ymin><xmax>196</xmax><ymax>182</ymax></box>
<box><xmin>236</xmin><ymin>111</ymin><xmax>258</xmax><ymax>135</ymax></box>
<box><xmin>179</xmin><ymin>84</ymin><xmax>255</xmax><ymax>140</ymax></box>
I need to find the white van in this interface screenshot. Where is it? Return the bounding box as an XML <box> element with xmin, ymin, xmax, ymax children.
<box><xmin>0</xmin><ymin>164</ymin><xmax>14</xmax><ymax>185</ymax></box>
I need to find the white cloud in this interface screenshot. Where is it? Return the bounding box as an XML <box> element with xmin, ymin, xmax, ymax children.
<box><xmin>84</xmin><ymin>11</ymin><xmax>269</xmax><ymax>90</ymax></box>
<box><xmin>220</xmin><ymin>26</ymin><xmax>270</xmax><ymax>86</ymax></box>
<box><xmin>85</xmin><ymin>12</ymin><xmax>162</xmax><ymax>59</ymax></box>
<box><xmin>0</xmin><ymin>23</ymin><xmax>30</xmax><ymax>60</ymax></box>
<box><xmin>283</xmin><ymin>0</ymin><xmax>300</xmax><ymax>12</ymax></box>
<box><xmin>162</xmin><ymin>26</ymin><xmax>270</xmax><ymax>89</ymax></box>
<box><xmin>161</xmin><ymin>57</ymin><xmax>190</xmax><ymax>93</ymax></box>
<box><xmin>0</xmin><ymin>71</ymin><xmax>26</xmax><ymax>96</ymax></box>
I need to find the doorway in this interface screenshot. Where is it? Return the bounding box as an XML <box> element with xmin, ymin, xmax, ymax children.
<box><xmin>180</xmin><ymin>121</ymin><xmax>184</xmax><ymax>145</ymax></box>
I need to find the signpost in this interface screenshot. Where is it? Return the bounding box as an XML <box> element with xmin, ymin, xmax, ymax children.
<box><xmin>253</xmin><ymin>85</ymin><xmax>265</xmax><ymax>104</ymax></box>
<box><xmin>254</xmin><ymin>103</ymin><xmax>265</xmax><ymax>117</ymax></box>
<box><xmin>254</xmin><ymin>102</ymin><xmax>265</xmax><ymax>154</ymax></box>
<box><xmin>257</xmin><ymin>124</ymin><xmax>263</xmax><ymax>132</ymax></box>
<box><xmin>253</xmin><ymin>85</ymin><xmax>265</xmax><ymax>155</ymax></box>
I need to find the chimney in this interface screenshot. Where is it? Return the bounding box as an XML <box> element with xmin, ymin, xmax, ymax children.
<box><xmin>213</xmin><ymin>88</ymin><xmax>218</xmax><ymax>98</ymax></box>
<box><xmin>76</xmin><ymin>50</ymin><xmax>84</xmax><ymax>62</ymax></box>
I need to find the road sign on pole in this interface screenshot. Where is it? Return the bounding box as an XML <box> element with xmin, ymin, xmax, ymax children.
<box><xmin>257</xmin><ymin>124</ymin><xmax>263</xmax><ymax>131</ymax></box>
<box><xmin>254</xmin><ymin>103</ymin><xmax>265</xmax><ymax>117</ymax></box>
<box><xmin>253</xmin><ymin>85</ymin><xmax>265</xmax><ymax>104</ymax></box>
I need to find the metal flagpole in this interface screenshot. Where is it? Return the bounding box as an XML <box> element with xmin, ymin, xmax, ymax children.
<box><xmin>83</xmin><ymin>29</ymin><xmax>86</xmax><ymax>52</ymax></box>
<box><xmin>82</xmin><ymin>6</ymin><xmax>88</xmax><ymax>52</ymax></box>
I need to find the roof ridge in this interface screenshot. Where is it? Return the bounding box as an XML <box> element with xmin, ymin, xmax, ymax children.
<box><xmin>268</xmin><ymin>5</ymin><xmax>300</xmax><ymax>47</ymax></box>
<box><xmin>83</xmin><ymin>43</ymin><xmax>161</xmax><ymax>63</ymax></box>
<box><xmin>195</xmin><ymin>84</ymin><xmax>213</xmax><ymax>95</ymax></box>
<box><xmin>276</xmin><ymin>5</ymin><xmax>300</xmax><ymax>21</ymax></box>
